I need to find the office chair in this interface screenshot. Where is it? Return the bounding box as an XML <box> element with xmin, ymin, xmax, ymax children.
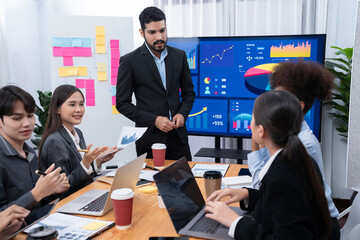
<box><xmin>340</xmin><ymin>192</ymin><xmax>360</xmax><ymax>240</ymax></box>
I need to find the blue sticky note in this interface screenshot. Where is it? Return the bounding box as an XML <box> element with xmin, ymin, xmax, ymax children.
<box><xmin>52</xmin><ymin>37</ymin><xmax>63</xmax><ymax>47</ymax></box>
<box><xmin>82</xmin><ymin>38</ymin><xmax>92</xmax><ymax>47</ymax></box>
<box><xmin>111</xmin><ymin>86</ymin><xmax>116</xmax><ymax>96</ymax></box>
<box><xmin>72</xmin><ymin>38</ymin><xmax>82</xmax><ymax>47</ymax></box>
<box><xmin>62</xmin><ymin>38</ymin><xmax>72</xmax><ymax>47</ymax></box>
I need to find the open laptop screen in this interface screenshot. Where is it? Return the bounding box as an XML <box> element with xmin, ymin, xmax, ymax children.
<box><xmin>154</xmin><ymin>157</ymin><xmax>204</xmax><ymax>232</ymax></box>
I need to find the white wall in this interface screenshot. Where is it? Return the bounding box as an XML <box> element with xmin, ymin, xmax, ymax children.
<box><xmin>324</xmin><ymin>0</ymin><xmax>358</xmax><ymax>198</ymax></box>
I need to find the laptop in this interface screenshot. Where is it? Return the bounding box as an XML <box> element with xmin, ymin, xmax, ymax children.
<box><xmin>56</xmin><ymin>153</ymin><xmax>146</xmax><ymax>216</ymax></box>
<box><xmin>6</xmin><ymin>199</ymin><xmax>59</xmax><ymax>240</ymax></box>
<box><xmin>153</xmin><ymin>157</ymin><xmax>249</xmax><ymax>240</ymax></box>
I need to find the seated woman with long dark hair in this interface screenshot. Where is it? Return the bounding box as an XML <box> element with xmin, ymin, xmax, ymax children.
<box><xmin>205</xmin><ymin>90</ymin><xmax>332</xmax><ymax>240</ymax></box>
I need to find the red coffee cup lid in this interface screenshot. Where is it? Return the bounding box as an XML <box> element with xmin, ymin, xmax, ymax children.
<box><xmin>111</xmin><ymin>188</ymin><xmax>134</xmax><ymax>200</ymax></box>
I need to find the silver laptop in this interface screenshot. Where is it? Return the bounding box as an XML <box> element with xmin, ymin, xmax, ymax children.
<box><xmin>153</xmin><ymin>157</ymin><xmax>249</xmax><ymax>240</ymax></box>
<box><xmin>57</xmin><ymin>153</ymin><xmax>146</xmax><ymax>216</ymax></box>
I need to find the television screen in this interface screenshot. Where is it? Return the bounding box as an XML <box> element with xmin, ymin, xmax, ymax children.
<box><xmin>168</xmin><ymin>34</ymin><xmax>326</xmax><ymax>139</ymax></box>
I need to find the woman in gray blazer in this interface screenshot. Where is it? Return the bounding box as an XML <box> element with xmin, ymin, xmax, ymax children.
<box><xmin>39</xmin><ymin>85</ymin><xmax>117</xmax><ymax>198</ymax></box>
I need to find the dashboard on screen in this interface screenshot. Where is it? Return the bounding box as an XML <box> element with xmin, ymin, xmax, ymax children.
<box><xmin>168</xmin><ymin>35</ymin><xmax>326</xmax><ymax>139</ymax></box>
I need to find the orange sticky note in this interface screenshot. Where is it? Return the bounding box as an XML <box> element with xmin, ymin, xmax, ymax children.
<box><xmin>97</xmin><ymin>71</ymin><xmax>107</xmax><ymax>81</ymax></box>
<box><xmin>78</xmin><ymin>67</ymin><xmax>88</xmax><ymax>76</ymax></box>
<box><xmin>96</xmin><ymin>44</ymin><xmax>106</xmax><ymax>54</ymax></box>
<box><xmin>112</xmin><ymin>105</ymin><xmax>119</xmax><ymax>114</ymax></box>
<box><xmin>95</xmin><ymin>26</ymin><xmax>105</xmax><ymax>36</ymax></box>
<box><xmin>58</xmin><ymin>67</ymin><xmax>68</xmax><ymax>77</ymax></box>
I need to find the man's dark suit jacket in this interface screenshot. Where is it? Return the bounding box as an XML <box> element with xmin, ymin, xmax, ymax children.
<box><xmin>235</xmin><ymin>153</ymin><xmax>321</xmax><ymax>240</ymax></box>
<box><xmin>116</xmin><ymin>44</ymin><xmax>195</xmax><ymax>149</ymax></box>
<box><xmin>40</xmin><ymin>126</ymin><xmax>94</xmax><ymax>198</ymax></box>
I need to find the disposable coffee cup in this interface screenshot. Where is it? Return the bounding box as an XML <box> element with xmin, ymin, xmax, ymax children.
<box><xmin>151</xmin><ymin>143</ymin><xmax>166</xmax><ymax>168</ymax></box>
<box><xmin>203</xmin><ymin>171</ymin><xmax>222</xmax><ymax>199</ymax></box>
<box><xmin>26</xmin><ymin>226</ymin><xmax>58</xmax><ymax>240</ymax></box>
<box><xmin>111</xmin><ymin>188</ymin><xmax>134</xmax><ymax>230</ymax></box>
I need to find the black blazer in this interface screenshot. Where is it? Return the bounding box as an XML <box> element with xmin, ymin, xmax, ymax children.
<box><xmin>235</xmin><ymin>153</ymin><xmax>320</xmax><ymax>240</ymax></box>
<box><xmin>116</xmin><ymin>44</ymin><xmax>195</xmax><ymax>148</ymax></box>
<box><xmin>40</xmin><ymin>126</ymin><xmax>94</xmax><ymax>198</ymax></box>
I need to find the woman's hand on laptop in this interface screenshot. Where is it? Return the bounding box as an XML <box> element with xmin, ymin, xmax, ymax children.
<box><xmin>205</xmin><ymin>201</ymin><xmax>239</xmax><ymax>227</ymax></box>
<box><xmin>207</xmin><ymin>188</ymin><xmax>249</xmax><ymax>205</ymax></box>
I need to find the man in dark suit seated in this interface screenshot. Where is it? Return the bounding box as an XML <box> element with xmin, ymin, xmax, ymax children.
<box><xmin>116</xmin><ymin>6</ymin><xmax>195</xmax><ymax>161</ymax></box>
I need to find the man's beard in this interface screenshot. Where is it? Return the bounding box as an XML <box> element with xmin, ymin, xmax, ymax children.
<box><xmin>146</xmin><ymin>38</ymin><xmax>167</xmax><ymax>53</ymax></box>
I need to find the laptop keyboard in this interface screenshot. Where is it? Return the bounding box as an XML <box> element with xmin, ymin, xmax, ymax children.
<box><xmin>79</xmin><ymin>192</ymin><xmax>109</xmax><ymax>212</ymax></box>
<box><xmin>190</xmin><ymin>215</ymin><xmax>222</xmax><ymax>234</ymax></box>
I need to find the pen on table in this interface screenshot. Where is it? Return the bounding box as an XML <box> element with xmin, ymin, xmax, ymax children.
<box><xmin>145</xmin><ymin>165</ymin><xmax>160</xmax><ymax>171</ymax></box>
<box><xmin>86</xmin><ymin>222</ymin><xmax>115</xmax><ymax>240</ymax></box>
<box><xmin>35</xmin><ymin>170</ymin><xmax>47</xmax><ymax>176</ymax></box>
<box><xmin>77</xmin><ymin>149</ymin><xmax>90</xmax><ymax>153</ymax></box>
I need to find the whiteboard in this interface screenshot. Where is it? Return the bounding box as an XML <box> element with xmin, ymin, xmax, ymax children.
<box><xmin>48</xmin><ymin>15</ymin><xmax>137</xmax><ymax>166</ymax></box>
<box><xmin>347</xmin><ymin>2</ymin><xmax>360</xmax><ymax>190</ymax></box>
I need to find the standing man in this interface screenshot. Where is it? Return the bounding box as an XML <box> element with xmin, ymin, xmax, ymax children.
<box><xmin>116</xmin><ymin>6</ymin><xmax>195</xmax><ymax>161</ymax></box>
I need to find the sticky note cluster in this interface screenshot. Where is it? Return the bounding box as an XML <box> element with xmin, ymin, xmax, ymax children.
<box><xmin>53</xmin><ymin>37</ymin><xmax>92</xmax><ymax>68</ymax></box>
<box><xmin>58</xmin><ymin>67</ymin><xmax>87</xmax><ymax>77</ymax></box>
<box><xmin>110</xmin><ymin>39</ymin><xmax>120</xmax><ymax>114</ymax></box>
<box><xmin>75</xmin><ymin>79</ymin><xmax>95</xmax><ymax>106</ymax></box>
<box><xmin>96</xmin><ymin>26</ymin><xmax>106</xmax><ymax>54</ymax></box>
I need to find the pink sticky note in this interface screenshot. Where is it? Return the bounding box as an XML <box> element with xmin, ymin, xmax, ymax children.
<box><xmin>86</xmin><ymin>89</ymin><xmax>95</xmax><ymax>98</ymax></box>
<box><xmin>111</xmin><ymin>58</ymin><xmax>119</xmax><ymax>68</ymax></box>
<box><xmin>63</xmin><ymin>56</ymin><xmax>73</xmax><ymax>66</ymax></box>
<box><xmin>111</xmin><ymin>48</ymin><xmax>120</xmax><ymax>58</ymax></box>
<box><xmin>82</xmin><ymin>48</ymin><xmax>92</xmax><ymax>57</ymax></box>
<box><xmin>86</xmin><ymin>97</ymin><xmax>95</xmax><ymax>106</ymax></box>
<box><xmin>111</xmin><ymin>76</ymin><xmax>117</xmax><ymax>85</ymax></box>
<box><xmin>110</xmin><ymin>40</ymin><xmax>119</xmax><ymax>49</ymax></box>
<box><xmin>62</xmin><ymin>47</ymin><xmax>73</xmax><ymax>57</ymax></box>
<box><xmin>53</xmin><ymin>47</ymin><xmax>63</xmax><ymax>57</ymax></box>
<box><xmin>111</xmin><ymin>67</ymin><xmax>118</xmax><ymax>77</ymax></box>
<box><xmin>75</xmin><ymin>79</ymin><xmax>85</xmax><ymax>88</ymax></box>
<box><xmin>73</xmin><ymin>47</ymin><xmax>83</xmax><ymax>57</ymax></box>
<box><xmin>112</xmin><ymin>96</ymin><xmax>116</xmax><ymax>105</ymax></box>
<box><xmin>85</xmin><ymin>79</ymin><xmax>94</xmax><ymax>89</ymax></box>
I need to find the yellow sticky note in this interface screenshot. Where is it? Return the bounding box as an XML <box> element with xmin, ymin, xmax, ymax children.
<box><xmin>97</xmin><ymin>62</ymin><xmax>106</xmax><ymax>72</ymax></box>
<box><xmin>95</xmin><ymin>26</ymin><xmax>105</xmax><ymax>36</ymax></box>
<box><xmin>138</xmin><ymin>185</ymin><xmax>157</xmax><ymax>194</ymax></box>
<box><xmin>96</xmin><ymin>36</ymin><xmax>105</xmax><ymax>45</ymax></box>
<box><xmin>67</xmin><ymin>67</ymin><xmax>78</xmax><ymax>76</ymax></box>
<box><xmin>96</xmin><ymin>44</ymin><xmax>106</xmax><ymax>54</ymax></box>
<box><xmin>82</xmin><ymin>221</ymin><xmax>107</xmax><ymax>230</ymax></box>
<box><xmin>78</xmin><ymin>67</ymin><xmax>88</xmax><ymax>76</ymax></box>
<box><xmin>58</xmin><ymin>67</ymin><xmax>68</xmax><ymax>77</ymax></box>
<box><xmin>112</xmin><ymin>105</ymin><xmax>119</xmax><ymax>114</ymax></box>
<box><xmin>97</xmin><ymin>71</ymin><xmax>107</xmax><ymax>81</ymax></box>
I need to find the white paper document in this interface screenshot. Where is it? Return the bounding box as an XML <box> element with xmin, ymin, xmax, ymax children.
<box><xmin>222</xmin><ymin>175</ymin><xmax>253</xmax><ymax>188</ymax></box>
<box><xmin>102</xmin><ymin>126</ymin><xmax>147</xmax><ymax>157</ymax></box>
<box><xmin>191</xmin><ymin>164</ymin><xmax>229</xmax><ymax>178</ymax></box>
<box><xmin>25</xmin><ymin>213</ymin><xmax>114</xmax><ymax>239</ymax></box>
<box><xmin>138</xmin><ymin>170</ymin><xmax>158</xmax><ymax>181</ymax></box>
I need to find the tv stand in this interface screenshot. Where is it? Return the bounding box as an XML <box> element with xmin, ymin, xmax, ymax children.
<box><xmin>194</xmin><ymin>136</ymin><xmax>251</xmax><ymax>163</ymax></box>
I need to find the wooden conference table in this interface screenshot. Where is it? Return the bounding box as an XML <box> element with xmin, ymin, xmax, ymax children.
<box><xmin>15</xmin><ymin>160</ymin><xmax>247</xmax><ymax>240</ymax></box>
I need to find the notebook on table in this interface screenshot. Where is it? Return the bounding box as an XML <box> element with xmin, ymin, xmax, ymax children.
<box><xmin>56</xmin><ymin>153</ymin><xmax>146</xmax><ymax>216</ymax></box>
<box><xmin>153</xmin><ymin>157</ymin><xmax>249</xmax><ymax>240</ymax></box>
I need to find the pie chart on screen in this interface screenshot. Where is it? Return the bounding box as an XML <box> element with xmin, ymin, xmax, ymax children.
<box><xmin>244</xmin><ymin>63</ymin><xmax>278</xmax><ymax>94</ymax></box>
